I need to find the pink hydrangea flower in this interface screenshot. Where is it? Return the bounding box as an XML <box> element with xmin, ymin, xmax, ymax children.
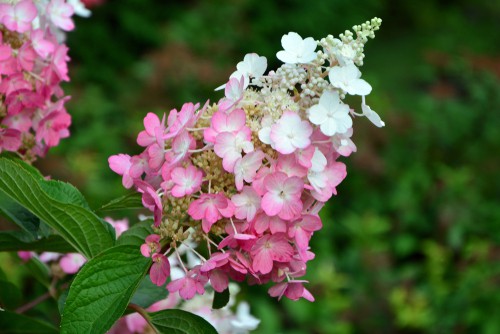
<box><xmin>308</xmin><ymin>161</ymin><xmax>347</xmax><ymax>202</ymax></box>
<box><xmin>164</xmin><ymin>131</ymin><xmax>195</xmax><ymax>165</ymax></box>
<box><xmin>46</xmin><ymin>0</ymin><xmax>75</xmax><ymax>31</ymax></box>
<box><xmin>108</xmin><ymin>154</ymin><xmax>134</xmax><ymax>189</ymax></box>
<box><xmin>261</xmin><ymin>172</ymin><xmax>304</xmax><ymax>221</ymax></box>
<box><xmin>150</xmin><ymin>253</ymin><xmax>170</xmax><ymax>286</ymax></box>
<box><xmin>188</xmin><ymin>193</ymin><xmax>234</xmax><ymax>233</ymax></box>
<box><xmin>0</xmin><ymin>0</ymin><xmax>37</xmax><ymax>33</ymax></box>
<box><xmin>214</xmin><ymin>127</ymin><xmax>254</xmax><ymax>172</ymax></box>
<box><xmin>35</xmin><ymin>110</ymin><xmax>71</xmax><ymax>147</ymax></box>
<box><xmin>275</xmin><ymin>154</ymin><xmax>307</xmax><ymax>178</ymax></box>
<box><xmin>128</xmin><ymin>152</ymin><xmax>150</xmax><ymax>179</ymax></box>
<box><xmin>252</xmin><ymin>213</ymin><xmax>287</xmax><ymax>235</ymax></box>
<box><xmin>288</xmin><ymin>214</ymin><xmax>322</xmax><ymax>250</ymax></box>
<box><xmin>104</xmin><ymin>217</ymin><xmax>129</xmax><ymax>238</ymax></box>
<box><xmin>204</xmin><ymin>108</ymin><xmax>247</xmax><ymax>143</ymax></box>
<box><xmin>218</xmin><ymin>76</ymin><xmax>245</xmax><ymax>112</ymax></box>
<box><xmin>140</xmin><ymin>234</ymin><xmax>161</xmax><ymax>257</ymax></box>
<box><xmin>200</xmin><ymin>252</ymin><xmax>230</xmax><ymax>273</ymax></box>
<box><xmin>59</xmin><ymin>253</ymin><xmax>86</xmax><ymax>274</ymax></box>
<box><xmin>0</xmin><ymin>128</ymin><xmax>22</xmax><ymax>153</ymax></box>
<box><xmin>233</xmin><ymin>150</ymin><xmax>265</xmax><ymax>191</ymax></box>
<box><xmin>268</xmin><ymin>281</ymin><xmax>314</xmax><ymax>302</ymax></box>
<box><xmin>165</xmin><ymin>102</ymin><xmax>199</xmax><ymax>139</ymax></box>
<box><xmin>50</xmin><ymin>44</ymin><xmax>70</xmax><ymax>81</ymax></box>
<box><xmin>137</xmin><ymin>112</ymin><xmax>166</xmax><ymax>147</ymax></box>
<box><xmin>170</xmin><ymin>165</ymin><xmax>203</xmax><ymax>197</ymax></box>
<box><xmin>167</xmin><ymin>269</ymin><xmax>208</xmax><ymax>300</ymax></box>
<box><xmin>251</xmin><ymin>233</ymin><xmax>294</xmax><ymax>274</ymax></box>
<box><xmin>135</xmin><ymin>180</ymin><xmax>163</xmax><ymax>227</ymax></box>
<box><xmin>232</xmin><ymin>186</ymin><xmax>261</xmax><ymax>222</ymax></box>
<box><xmin>17</xmin><ymin>251</ymin><xmax>33</xmax><ymax>262</ymax></box>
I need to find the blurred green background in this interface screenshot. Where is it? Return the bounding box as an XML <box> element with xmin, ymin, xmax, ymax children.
<box><xmin>30</xmin><ymin>0</ymin><xmax>500</xmax><ymax>332</ymax></box>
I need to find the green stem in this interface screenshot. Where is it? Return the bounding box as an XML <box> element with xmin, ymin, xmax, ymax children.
<box><xmin>15</xmin><ymin>281</ymin><xmax>68</xmax><ymax>314</ymax></box>
<box><xmin>128</xmin><ymin>303</ymin><xmax>158</xmax><ymax>334</ymax></box>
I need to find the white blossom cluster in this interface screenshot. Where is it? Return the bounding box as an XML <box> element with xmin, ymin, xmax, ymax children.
<box><xmin>220</xmin><ymin>17</ymin><xmax>384</xmax><ymax>140</ymax></box>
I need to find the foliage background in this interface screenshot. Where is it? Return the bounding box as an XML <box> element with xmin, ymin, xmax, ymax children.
<box><xmin>3</xmin><ymin>0</ymin><xmax>500</xmax><ymax>333</ymax></box>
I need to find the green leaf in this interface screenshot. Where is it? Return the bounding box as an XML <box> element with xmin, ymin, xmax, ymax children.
<box><xmin>212</xmin><ymin>288</ymin><xmax>230</xmax><ymax>309</ymax></box>
<box><xmin>130</xmin><ymin>275</ymin><xmax>168</xmax><ymax>308</ymax></box>
<box><xmin>0</xmin><ymin>279</ymin><xmax>22</xmax><ymax>309</ymax></box>
<box><xmin>40</xmin><ymin>180</ymin><xmax>90</xmax><ymax>209</ymax></box>
<box><xmin>0</xmin><ymin>191</ymin><xmax>41</xmax><ymax>239</ymax></box>
<box><xmin>58</xmin><ymin>289</ymin><xmax>69</xmax><ymax>314</ymax></box>
<box><xmin>149</xmin><ymin>309</ymin><xmax>218</xmax><ymax>334</ymax></box>
<box><xmin>25</xmin><ymin>257</ymin><xmax>50</xmax><ymax>288</ymax></box>
<box><xmin>0</xmin><ymin>231</ymin><xmax>75</xmax><ymax>253</ymax></box>
<box><xmin>0</xmin><ymin>309</ymin><xmax>58</xmax><ymax>334</ymax></box>
<box><xmin>96</xmin><ymin>192</ymin><xmax>143</xmax><ymax>212</ymax></box>
<box><xmin>61</xmin><ymin>245</ymin><xmax>152</xmax><ymax>334</ymax></box>
<box><xmin>0</xmin><ymin>157</ymin><xmax>115</xmax><ymax>259</ymax></box>
<box><xmin>116</xmin><ymin>220</ymin><xmax>154</xmax><ymax>247</ymax></box>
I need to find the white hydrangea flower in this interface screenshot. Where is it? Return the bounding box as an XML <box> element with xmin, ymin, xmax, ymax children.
<box><xmin>328</xmin><ymin>63</ymin><xmax>372</xmax><ymax>96</ymax></box>
<box><xmin>331</xmin><ymin>39</ymin><xmax>356</xmax><ymax>66</ymax></box>
<box><xmin>257</xmin><ymin>115</ymin><xmax>274</xmax><ymax>146</ymax></box>
<box><xmin>310</xmin><ymin>147</ymin><xmax>327</xmax><ymax>172</ymax></box>
<box><xmin>332</xmin><ymin>129</ymin><xmax>357</xmax><ymax>157</ymax></box>
<box><xmin>276</xmin><ymin>32</ymin><xmax>317</xmax><ymax>64</ymax></box>
<box><xmin>308</xmin><ymin>90</ymin><xmax>352</xmax><ymax>136</ymax></box>
<box><xmin>230</xmin><ymin>302</ymin><xmax>260</xmax><ymax>333</ymax></box>
<box><xmin>216</xmin><ymin>53</ymin><xmax>267</xmax><ymax>91</ymax></box>
<box><xmin>67</xmin><ymin>0</ymin><xmax>91</xmax><ymax>17</ymax></box>
<box><xmin>361</xmin><ymin>100</ymin><xmax>385</xmax><ymax>127</ymax></box>
<box><xmin>234</xmin><ymin>53</ymin><xmax>267</xmax><ymax>82</ymax></box>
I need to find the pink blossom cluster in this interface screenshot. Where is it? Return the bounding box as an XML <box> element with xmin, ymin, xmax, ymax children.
<box><xmin>0</xmin><ymin>0</ymin><xmax>90</xmax><ymax>160</ymax></box>
<box><xmin>110</xmin><ymin>21</ymin><xmax>383</xmax><ymax>302</ymax></box>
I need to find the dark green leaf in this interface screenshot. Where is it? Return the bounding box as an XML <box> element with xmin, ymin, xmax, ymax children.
<box><xmin>61</xmin><ymin>245</ymin><xmax>151</xmax><ymax>334</ymax></box>
<box><xmin>212</xmin><ymin>288</ymin><xmax>230</xmax><ymax>310</ymax></box>
<box><xmin>101</xmin><ymin>218</ymin><xmax>116</xmax><ymax>240</ymax></box>
<box><xmin>96</xmin><ymin>192</ymin><xmax>143</xmax><ymax>212</ymax></box>
<box><xmin>149</xmin><ymin>309</ymin><xmax>218</xmax><ymax>334</ymax></box>
<box><xmin>0</xmin><ymin>231</ymin><xmax>75</xmax><ymax>253</ymax></box>
<box><xmin>0</xmin><ymin>279</ymin><xmax>22</xmax><ymax>309</ymax></box>
<box><xmin>116</xmin><ymin>220</ymin><xmax>154</xmax><ymax>247</ymax></box>
<box><xmin>130</xmin><ymin>275</ymin><xmax>168</xmax><ymax>308</ymax></box>
<box><xmin>0</xmin><ymin>191</ymin><xmax>40</xmax><ymax>239</ymax></box>
<box><xmin>58</xmin><ymin>289</ymin><xmax>69</xmax><ymax>314</ymax></box>
<box><xmin>0</xmin><ymin>157</ymin><xmax>115</xmax><ymax>259</ymax></box>
<box><xmin>0</xmin><ymin>309</ymin><xmax>58</xmax><ymax>334</ymax></box>
<box><xmin>25</xmin><ymin>257</ymin><xmax>50</xmax><ymax>288</ymax></box>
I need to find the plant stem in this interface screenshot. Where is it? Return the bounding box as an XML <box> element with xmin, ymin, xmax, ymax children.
<box><xmin>128</xmin><ymin>303</ymin><xmax>159</xmax><ymax>334</ymax></box>
<box><xmin>15</xmin><ymin>282</ymin><xmax>69</xmax><ymax>314</ymax></box>
<box><xmin>15</xmin><ymin>292</ymin><xmax>50</xmax><ymax>313</ymax></box>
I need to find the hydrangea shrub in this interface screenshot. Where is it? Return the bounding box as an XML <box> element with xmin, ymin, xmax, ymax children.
<box><xmin>0</xmin><ymin>9</ymin><xmax>383</xmax><ymax>333</ymax></box>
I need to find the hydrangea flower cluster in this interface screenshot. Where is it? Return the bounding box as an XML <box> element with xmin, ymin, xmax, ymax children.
<box><xmin>110</xmin><ymin>18</ymin><xmax>383</xmax><ymax>302</ymax></box>
<box><xmin>0</xmin><ymin>0</ymin><xmax>90</xmax><ymax>161</ymax></box>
